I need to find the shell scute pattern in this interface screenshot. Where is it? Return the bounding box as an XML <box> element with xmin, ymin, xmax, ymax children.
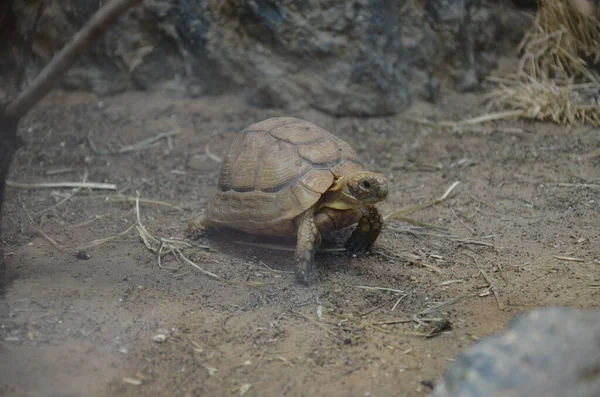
<box><xmin>206</xmin><ymin>117</ymin><xmax>366</xmax><ymax>234</ymax></box>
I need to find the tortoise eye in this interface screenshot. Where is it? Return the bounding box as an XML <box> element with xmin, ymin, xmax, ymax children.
<box><xmin>360</xmin><ymin>181</ymin><xmax>371</xmax><ymax>189</ymax></box>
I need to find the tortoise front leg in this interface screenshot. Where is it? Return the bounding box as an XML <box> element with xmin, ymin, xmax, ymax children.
<box><xmin>344</xmin><ymin>205</ymin><xmax>383</xmax><ymax>255</ymax></box>
<box><xmin>294</xmin><ymin>210</ymin><xmax>322</xmax><ymax>285</ymax></box>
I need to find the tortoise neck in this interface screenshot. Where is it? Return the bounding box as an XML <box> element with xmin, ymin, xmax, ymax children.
<box><xmin>317</xmin><ymin>183</ymin><xmax>361</xmax><ymax>211</ymax></box>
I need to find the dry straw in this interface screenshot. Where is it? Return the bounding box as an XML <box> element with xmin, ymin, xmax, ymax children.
<box><xmin>486</xmin><ymin>0</ymin><xmax>600</xmax><ymax>126</ymax></box>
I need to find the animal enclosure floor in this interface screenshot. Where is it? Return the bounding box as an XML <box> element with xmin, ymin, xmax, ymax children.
<box><xmin>1</xmin><ymin>80</ymin><xmax>598</xmax><ymax>397</ymax></box>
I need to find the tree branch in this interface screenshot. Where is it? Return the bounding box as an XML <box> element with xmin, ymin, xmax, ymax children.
<box><xmin>14</xmin><ymin>0</ymin><xmax>46</xmax><ymax>92</ymax></box>
<box><xmin>4</xmin><ymin>0</ymin><xmax>143</xmax><ymax>121</ymax></box>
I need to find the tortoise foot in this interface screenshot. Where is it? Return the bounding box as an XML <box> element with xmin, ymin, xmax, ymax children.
<box><xmin>345</xmin><ymin>206</ymin><xmax>383</xmax><ymax>256</ymax></box>
<box><xmin>344</xmin><ymin>236</ymin><xmax>373</xmax><ymax>255</ymax></box>
<box><xmin>186</xmin><ymin>216</ymin><xmax>210</xmax><ymax>240</ymax></box>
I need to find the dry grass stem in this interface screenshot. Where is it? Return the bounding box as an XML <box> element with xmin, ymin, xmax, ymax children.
<box><xmin>26</xmin><ymin>209</ymin><xmax>134</xmax><ymax>253</ymax></box>
<box><xmin>329</xmin><ymin>311</ymin><xmax>390</xmax><ymax>334</ymax></box>
<box><xmin>45</xmin><ymin>168</ymin><xmax>76</xmax><ymax>175</ymax></box>
<box><xmin>440</xmin><ymin>280</ymin><xmax>463</xmax><ymax>286</ymax></box>
<box><xmin>416</xmin><ymin>295</ymin><xmax>468</xmax><ymax>317</ymax></box>
<box><xmin>359</xmin><ymin>298</ymin><xmax>398</xmax><ymax>317</ymax></box>
<box><xmin>259</xmin><ymin>261</ymin><xmax>294</xmax><ymax>275</ymax></box>
<box><xmin>554</xmin><ymin>255</ymin><xmax>585</xmax><ymax>262</ymax></box>
<box><xmin>176</xmin><ymin>248</ymin><xmax>263</xmax><ymax>286</ymax></box>
<box><xmin>392</xmin><ymin>289</ymin><xmax>417</xmax><ymax>311</ymax></box>
<box><xmin>355</xmin><ymin>286</ymin><xmax>404</xmax><ymax>293</ymax></box>
<box><xmin>449</xmin><ymin>238</ymin><xmax>496</xmax><ymax>248</ymax></box>
<box><xmin>232</xmin><ymin>240</ymin><xmax>346</xmax><ymax>253</ymax></box>
<box><xmin>205</xmin><ymin>143</ymin><xmax>223</xmax><ymax>163</ymax></box>
<box><xmin>33</xmin><ymin>172</ymin><xmax>89</xmax><ymax>215</ymax></box>
<box><xmin>450</xmin><ymin>206</ymin><xmax>475</xmax><ymax>235</ymax></box>
<box><xmin>405</xmin><ymin>110</ymin><xmax>523</xmax><ymax>130</ymax></box>
<box><xmin>89</xmin><ymin>130</ymin><xmax>179</xmax><ymax>155</ymax></box>
<box><xmin>70</xmin><ymin>215</ymin><xmax>103</xmax><ymax>228</ymax></box>
<box><xmin>557</xmin><ymin>183</ymin><xmax>600</xmax><ymax>189</ymax></box>
<box><xmin>75</xmin><ymin>225</ymin><xmax>135</xmax><ymax>251</ymax></box>
<box><xmin>106</xmin><ymin>195</ymin><xmax>183</xmax><ymax>210</ymax></box>
<box><xmin>122</xmin><ymin>378</ymin><xmax>142</xmax><ymax>386</ymax></box>
<box><xmin>388</xmin><ymin>214</ymin><xmax>447</xmax><ymax>230</ymax></box>
<box><xmin>377</xmin><ymin>247</ymin><xmax>443</xmax><ymax>273</ymax></box>
<box><xmin>6</xmin><ymin>181</ymin><xmax>117</xmax><ymax>190</ymax></box>
<box><xmin>384</xmin><ymin>181</ymin><xmax>460</xmax><ymax>221</ymax></box>
<box><xmin>479</xmin><ymin>267</ymin><xmax>504</xmax><ymax>310</ymax></box>
<box><xmin>289</xmin><ymin>310</ymin><xmax>337</xmax><ymax>338</ymax></box>
<box><xmin>133</xmin><ymin>195</ymin><xmax>264</xmax><ymax>286</ymax></box>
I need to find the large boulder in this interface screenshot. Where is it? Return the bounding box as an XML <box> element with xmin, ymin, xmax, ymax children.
<box><xmin>4</xmin><ymin>0</ymin><xmax>531</xmax><ymax>116</ymax></box>
<box><xmin>433</xmin><ymin>306</ymin><xmax>600</xmax><ymax>397</ymax></box>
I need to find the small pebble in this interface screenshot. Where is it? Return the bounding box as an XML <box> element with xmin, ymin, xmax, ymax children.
<box><xmin>152</xmin><ymin>334</ymin><xmax>168</xmax><ymax>343</ymax></box>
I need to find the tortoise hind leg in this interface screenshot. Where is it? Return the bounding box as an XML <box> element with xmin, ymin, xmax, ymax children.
<box><xmin>344</xmin><ymin>206</ymin><xmax>383</xmax><ymax>254</ymax></box>
<box><xmin>294</xmin><ymin>210</ymin><xmax>322</xmax><ymax>285</ymax></box>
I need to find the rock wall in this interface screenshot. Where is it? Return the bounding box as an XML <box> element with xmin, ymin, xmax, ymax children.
<box><xmin>4</xmin><ymin>0</ymin><xmax>532</xmax><ymax>116</ymax></box>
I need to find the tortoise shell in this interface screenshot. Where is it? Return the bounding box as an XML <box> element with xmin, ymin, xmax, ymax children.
<box><xmin>205</xmin><ymin>117</ymin><xmax>366</xmax><ymax>235</ymax></box>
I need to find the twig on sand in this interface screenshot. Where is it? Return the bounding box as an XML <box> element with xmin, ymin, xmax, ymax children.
<box><xmin>355</xmin><ymin>285</ymin><xmax>404</xmax><ymax>293</ymax></box>
<box><xmin>176</xmin><ymin>248</ymin><xmax>263</xmax><ymax>286</ymax></box>
<box><xmin>259</xmin><ymin>261</ymin><xmax>294</xmax><ymax>275</ymax></box>
<box><xmin>392</xmin><ymin>289</ymin><xmax>418</xmax><ymax>312</ymax></box>
<box><xmin>376</xmin><ymin>246</ymin><xmax>443</xmax><ymax>274</ymax></box>
<box><xmin>289</xmin><ymin>310</ymin><xmax>337</xmax><ymax>338</ymax></box>
<box><xmin>33</xmin><ymin>172</ymin><xmax>89</xmax><ymax>215</ymax></box>
<box><xmin>384</xmin><ymin>181</ymin><xmax>460</xmax><ymax>221</ymax></box>
<box><xmin>359</xmin><ymin>297</ymin><xmax>397</xmax><ymax>317</ymax></box>
<box><xmin>205</xmin><ymin>142</ymin><xmax>223</xmax><ymax>163</ymax></box>
<box><xmin>556</xmin><ymin>183</ymin><xmax>600</xmax><ymax>189</ymax></box>
<box><xmin>88</xmin><ymin>130</ymin><xmax>180</xmax><ymax>155</ymax></box>
<box><xmin>450</xmin><ymin>206</ymin><xmax>475</xmax><ymax>235</ymax></box>
<box><xmin>479</xmin><ymin>267</ymin><xmax>504</xmax><ymax>310</ymax></box>
<box><xmin>106</xmin><ymin>195</ymin><xmax>182</xmax><ymax>211</ymax></box>
<box><xmin>133</xmin><ymin>194</ymin><xmax>264</xmax><ymax>287</ymax></box>
<box><xmin>404</xmin><ymin>110</ymin><xmax>523</xmax><ymax>130</ymax></box>
<box><xmin>357</xmin><ymin>286</ymin><xmax>419</xmax><ymax>316</ymax></box>
<box><xmin>232</xmin><ymin>240</ymin><xmax>346</xmax><ymax>254</ymax></box>
<box><xmin>6</xmin><ymin>181</ymin><xmax>116</xmax><ymax>190</ymax></box>
<box><xmin>25</xmin><ymin>208</ymin><xmax>135</xmax><ymax>252</ymax></box>
<box><xmin>415</xmin><ymin>295</ymin><xmax>469</xmax><ymax>318</ymax></box>
<box><xmin>554</xmin><ymin>255</ymin><xmax>585</xmax><ymax>262</ymax></box>
<box><xmin>222</xmin><ymin>303</ymin><xmax>252</xmax><ymax>333</ymax></box>
<box><xmin>70</xmin><ymin>215</ymin><xmax>104</xmax><ymax>228</ymax></box>
<box><xmin>409</xmin><ymin>296</ymin><xmax>471</xmax><ymax>330</ymax></box>
<box><xmin>75</xmin><ymin>224</ymin><xmax>135</xmax><ymax>251</ymax></box>
<box><xmin>449</xmin><ymin>238</ymin><xmax>497</xmax><ymax>248</ymax></box>
<box><xmin>26</xmin><ymin>210</ymin><xmax>68</xmax><ymax>252</ymax></box>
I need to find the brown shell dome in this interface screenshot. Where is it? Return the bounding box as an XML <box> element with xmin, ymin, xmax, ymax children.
<box><xmin>205</xmin><ymin>117</ymin><xmax>365</xmax><ymax>235</ymax></box>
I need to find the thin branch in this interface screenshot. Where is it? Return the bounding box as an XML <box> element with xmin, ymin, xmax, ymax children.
<box><xmin>4</xmin><ymin>0</ymin><xmax>143</xmax><ymax>121</ymax></box>
<box><xmin>15</xmin><ymin>0</ymin><xmax>45</xmax><ymax>91</ymax></box>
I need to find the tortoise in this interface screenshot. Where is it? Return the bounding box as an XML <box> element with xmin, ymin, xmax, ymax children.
<box><xmin>198</xmin><ymin>117</ymin><xmax>389</xmax><ymax>285</ymax></box>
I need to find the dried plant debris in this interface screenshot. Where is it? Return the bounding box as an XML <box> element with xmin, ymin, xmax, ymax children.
<box><xmin>487</xmin><ymin>0</ymin><xmax>600</xmax><ymax>127</ymax></box>
<box><xmin>486</xmin><ymin>76</ymin><xmax>600</xmax><ymax>126</ymax></box>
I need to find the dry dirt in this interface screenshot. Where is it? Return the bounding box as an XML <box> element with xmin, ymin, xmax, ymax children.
<box><xmin>0</xmin><ymin>61</ymin><xmax>598</xmax><ymax>397</ymax></box>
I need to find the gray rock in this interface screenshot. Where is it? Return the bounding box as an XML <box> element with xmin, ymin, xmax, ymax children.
<box><xmin>433</xmin><ymin>306</ymin><xmax>600</xmax><ymax>397</ymax></box>
<box><xmin>5</xmin><ymin>0</ymin><xmax>530</xmax><ymax>116</ymax></box>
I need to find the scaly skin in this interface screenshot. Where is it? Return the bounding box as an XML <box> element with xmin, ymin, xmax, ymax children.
<box><xmin>344</xmin><ymin>205</ymin><xmax>384</xmax><ymax>254</ymax></box>
<box><xmin>293</xmin><ymin>210</ymin><xmax>322</xmax><ymax>285</ymax></box>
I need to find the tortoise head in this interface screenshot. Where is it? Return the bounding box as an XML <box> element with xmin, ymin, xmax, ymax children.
<box><xmin>346</xmin><ymin>171</ymin><xmax>389</xmax><ymax>204</ymax></box>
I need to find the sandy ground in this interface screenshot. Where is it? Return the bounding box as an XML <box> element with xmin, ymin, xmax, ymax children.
<box><xmin>0</xmin><ymin>63</ymin><xmax>598</xmax><ymax>397</ymax></box>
